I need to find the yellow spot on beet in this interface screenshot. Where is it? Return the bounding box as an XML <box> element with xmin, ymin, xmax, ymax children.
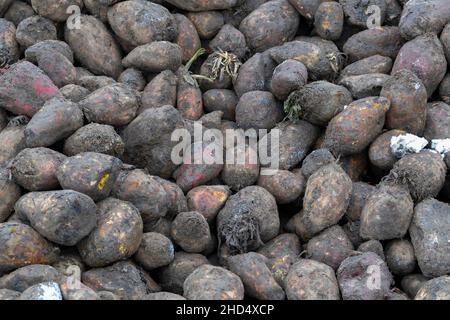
<box><xmin>213</xmin><ymin>191</ymin><xmax>227</xmax><ymax>203</ymax></box>
<box><xmin>118</xmin><ymin>243</ymin><xmax>127</xmax><ymax>254</ymax></box>
<box><xmin>322</xmin><ymin>20</ymin><xmax>331</xmax><ymax>30</ymax></box>
<box><xmin>98</xmin><ymin>173</ymin><xmax>110</xmax><ymax>190</ymax></box>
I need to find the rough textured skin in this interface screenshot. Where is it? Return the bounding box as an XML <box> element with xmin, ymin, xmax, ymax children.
<box><xmin>423</xmin><ymin>102</ymin><xmax>450</xmax><ymax>141</ymax></box>
<box><xmin>63</xmin><ymin>124</ymin><xmax>124</xmax><ymax>157</ymax></box>
<box><xmin>357</xmin><ymin>240</ymin><xmax>385</xmax><ymax>261</ymax></box>
<box><xmin>409</xmin><ymin>199</ymin><xmax>450</xmax><ymax>277</ymax></box>
<box><xmin>0</xmin><ymin>168</ymin><xmax>21</xmax><ymax>223</ymax></box>
<box><xmin>392</xmin><ymin>33</ymin><xmax>447</xmax><ymax>97</ymax></box>
<box><xmin>340</xmin><ymin>0</ymin><xmax>387</xmax><ymax>28</ymax></box>
<box><xmin>4</xmin><ymin>1</ymin><xmax>35</xmax><ymax>26</ymax></box>
<box><xmin>174</xmin><ymin>14</ymin><xmax>201</xmax><ymax>63</ymax></box>
<box><xmin>24</xmin><ymin>97</ymin><xmax>83</xmax><ymax>148</ymax></box>
<box><xmin>16</xmin><ymin>16</ymin><xmax>57</xmax><ymax>48</ymax></box>
<box><xmin>176</xmin><ymin>67</ymin><xmax>203</xmax><ymax>120</ymax></box>
<box><xmin>135</xmin><ymin>232</ymin><xmax>174</xmax><ymax>270</ymax></box>
<box><xmin>112</xmin><ymin>169</ymin><xmax>169</xmax><ymax>224</ymax></box>
<box><xmin>414</xmin><ymin>276</ymin><xmax>450</xmax><ymax>300</ymax></box>
<box><xmin>360</xmin><ymin>183</ymin><xmax>414</xmax><ymax>241</ymax></box>
<box><xmin>0</xmin><ymin>264</ymin><xmax>61</xmax><ymax>292</ymax></box>
<box><xmin>337</xmin><ymin>252</ymin><xmax>393</xmax><ymax>300</ymax></box>
<box><xmin>385</xmin><ymin>239</ymin><xmax>416</xmax><ymax>276</ymax></box>
<box><xmin>271</xmin><ymin>60</ymin><xmax>308</xmax><ymax>101</ymax></box>
<box><xmin>203</xmin><ymin>89</ymin><xmax>237</xmax><ymax>121</ymax></box>
<box><xmin>240</xmin><ymin>0</ymin><xmax>299</xmax><ymax>52</ymax></box>
<box><xmin>187</xmin><ymin>185</ymin><xmax>230</xmax><ymax>223</ymax></box>
<box><xmin>0</xmin><ymin>222</ymin><xmax>59</xmax><ymax>274</ymax></box>
<box><xmin>301</xmin><ymin>149</ymin><xmax>335</xmax><ymax>178</ymax></box>
<box><xmin>0</xmin><ymin>61</ymin><xmax>62</xmax><ymax>117</ymax></box>
<box><xmin>0</xmin><ymin>119</ymin><xmax>27</xmax><ymax>167</ymax></box>
<box><xmin>339</xmin><ymin>73</ymin><xmax>391</xmax><ymax>99</ymax></box>
<box><xmin>171</xmin><ymin>211</ymin><xmax>211</xmax><ymax>253</ymax></box>
<box><xmin>78</xmin><ymin>75</ymin><xmax>115</xmax><ymax>91</ymax></box>
<box><xmin>260</xmin><ymin>120</ymin><xmax>320</xmax><ymax>170</ymax></box>
<box><xmin>158</xmin><ymin>252</ymin><xmax>209</xmax><ymax>295</ymax></box>
<box><xmin>140</xmin><ymin>71</ymin><xmax>177</xmax><ymax>113</ymax></box>
<box><xmin>388</xmin><ymin>151</ymin><xmax>446</xmax><ymax>202</ymax></box>
<box><xmin>288</xmin><ymin>0</ymin><xmax>329</xmax><ymax>20</ymax></box>
<box><xmin>399</xmin><ymin>0</ymin><xmax>450</xmax><ymax>40</ymax></box>
<box><xmin>164</xmin><ymin>0</ymin><xmax>238</xmax><ymax>12</ymax></box>
<box><xmin>257</xmin><ymin>233</ymin><xmax>301</xmax><ymax>287</ymax></box>
<box><xmin>343</xmin><ymin>27</ymin><xmax>404</xmax><ymax>63</ymax></box>
<box><xmin>123</xmin><ymin>106</ymin><xmax>185</xmax><ymax>179</ymax></box>
<box><xmin>31</xmin><ymin>0</ymin><xmax>84</xmax><ymax>22</ymax></box>
<box><xmin>25</xmin><ymin>40</ymin><xmax>74</xmax><ymax>64</ymax></box>
<box><xmin>107</xmin><ymin>1</ymin><xmax>177</xmax><ymax>47</ymax></box>
<box><xmin>122</xmin><ymin>42</ymin><xmax>182</xmax><ymax>73</ymax></box>
<box><xmin>15</xmin><ymin>190</ymin><xmax>97</xmax><ymax>246</ymax></box>
<box><xmin>323</xmin><ymin>97</ymin><xmax>390</xmax><ymax>157</ymax></box>
<box><xmin>290</xmin><ymin>81</ymin><xmax>353</xmax><ymax>126</ymax></box>
<box><xmin>233</xmin><ymin>52</ymin><xmax>276</xmax><ymax>97</ymax></box>
<box><xmin>57</xmin><ymin>152</ymin><xmax>122</xmax><ymax>201</ymax></box>
<box><xmin>306</xmin><ymin>225</ymin><xmax>353</xmax><ymax>270</ymax></box>
<box><xmin>209</xmin><ymin>24</ymin><xmax>247</xmax><ymax>59</ymax></box>
<box><xmin>236</xmin><ymin>91</ymin><xmax>283</xmax><ymax>130</ymax></box>
<box><xmin>228</xmin><ymin>252</ymin><xmax>285</xmax><ymax>300</ymax></box>
<box><xmin>217</xmin><ymin>186</ymin><xmax>280</xmax><ymax>252</ymax></box>
<box><xmin>77</xmin><ymin>198</ymin><xmax>143</xmax><ymax>267</ymax></box>
<box><xmin>183</xmin><ymin>265</ymin><xmax>244</xmax><ymax>300</ymax></box>
<box><xmin>174</xmin><ymin>138</ymin><xmax>224</xmax><ymax>193</ymax></box>
<box><xmin>82</xmin><ymin>261</ymin><xmax>160</xmax><ymax>300</ymax></box>
<box><xmin>153</xmin><ymin>177</ymin><xmax>188</xmax><ymax>219</ymax></box>
<box><xmin>198</xmin><ymin>53</ymin><xmax>232</xmax><ymax>91</ymax></box>
<box><xmin>285</xmin><ymin>259</ymin><xmax>340</xmax><ymax>300</ymax></box>
<box><xmin>295</xmin><ymin>164</ymin><xmax>352</xmax><ymax>240</ymax></box>
<box><xmin>221</xmin><ymin>143</ymin><xmax>259</xmax><ymax>192</ymax></box>
<box><xmin>339</xmin><ymin>55</ymin><xmax>393</xmax><ymax>79</ymax></box>
<box><xmin>11</xmin><ymin>147</ymin><xmax>67</xmax><ymax>191</ymax></box>
<box><xmin>346</xmin><ymin>182</ymin><xmax>375</xmax><ymax>221</ymax></box>
<box><xmin>65</xmin><ymin>15</ymin><xmax>123</xmax><ymax>78</ymax></box>
<box><xmin>314</xmin><ymin>1</ymin><xmax>344</xmax><ymax>41</ymax></box>
<box><xmin>0</xmin><ymin>18</ymin><xmax>19</xmax><ymax>65</ymax></box>
<box><xmin>187</xmin><ymin>11</ymin><xmax>223</xmax><ymax>40</ymax></box>
<box><xmin>257</xmin><ymin>170</ymin><xmax>305</xmax><ymax>204</ymax></box>
<box><xmin>60</xmin><ymin>84</ymin><xmax>90</xmax><ymax>102</ymax></box>
<box><xmin>80</xmin><ymin>84</ymin><xmax>139</xmax><ymax>126</ymax></box>
<box><xmin>269</xmin><ymin>41</ymin><xmax>333</xmax><ymax>80</ymax></box>
<box><xmin>368</xmin><ymin>129</ymin><xmax>405</xmax><ymax>173</ymax></box>
<box><xmin>381</xmin><ymin>70</ymin><xmax>427</xmax><ymax>135</ymax></box>
<box><xmin>118</xmin><ymin>68</ymin><xmax>145</xmax><ymax>92</ymax></box>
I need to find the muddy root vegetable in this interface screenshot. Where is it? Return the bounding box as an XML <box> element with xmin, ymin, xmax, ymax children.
<box><xmin>183</xmin><ymin>265</ymin><xmax>244</xmax><ymax>300</ymax></box>
<box><xmin>295</xmin><ymin>163</ymin><xmax>352</xmax><ymax>240</ymax></box>
<box><xmin>228</xmin><ymin>252</ymin><xmax>285</xmax><ymax>300</ymax></box>
<box><xmin>11</xmin><ymin>147</ymin><xmax>66</xmax><ymax>191</ymax></box>
<box><xmin>15</xmin><ymin>190</ymin><xmax>97</xmax><ymax>246</ymax></box>
<box><xmin>409</xmin><ymin>199</ymin><xmax>450</xmax><ymax>277</ymax></box>
<box><xmin>56</xmin><ymin>152</ymin><xmax>122</xmax><ymax>201</ymax></box>
<box><xmin>186</xmin><ymin>185</ymin><xmax>230</xmax><ymax>224</ymax></box>
<box><xmin>0</xmin><ymin>222</ymin><xmax>59</xmax><ymax>274</ymax></box>
<box><xmin>0</xmin><ymin>168</ymin><xmax>21</xmax><ymax>223</ymax></box>
<box><xmin>135</xmin><ymin>232</ymin><xmax>174</xmax><ymax>271</ymax></box>
<box><xmin>323</xmin><ymin>97</ymin><xmax>390</xmax><ymax>157</ymax></box>
<box><xmin>171</xmin><ymin>211</ymin><xmax>212</xmax><ymax>253</ymax></box>
<box><xmin>285</xmin><ymin>259</ymin><xmax>340</xmax><ymax>300</ymax></box>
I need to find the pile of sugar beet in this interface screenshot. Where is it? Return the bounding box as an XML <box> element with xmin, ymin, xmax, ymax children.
<box><xmin>1</xmin><ymin>0</ymin><xmax>450</xmax><ymax>301</ymax></box>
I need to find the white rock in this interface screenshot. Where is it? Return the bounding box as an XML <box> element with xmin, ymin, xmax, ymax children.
<box><xmin>431</xmin><ymin>139</ymin><xmax>450</xmax><ymax>158</ymax></box>
<box><xmin>390</xmin><ymin>134</ymin><xmax>428</xmax><ymax>158</ymax></box>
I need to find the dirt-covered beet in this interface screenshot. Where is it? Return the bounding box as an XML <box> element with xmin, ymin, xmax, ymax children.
<box><xmin>14</xmin><ymin>190</ymin><xmax>97</xmax><ymax>246</ymax></box>
<box><xmin>11</xmin><ymin>147</ymin><xmax>66</xmax><ymax>191</ymax></box>
<box><xmin>183</xmin><ymin>265</ymin><xmax>244</xmax><ymax>300</ymax></box>
<box><xmin>294</xmin><ymin>163</ymin><xmax>352</xmax><ymax>240</ymax></box>
<box><xmin>284</xmin><ymin>259</ymin><xmax>340</xmax><ymax>300</ymax></box>
<box><xmin>77</xmin><ymin>198</ymin><xmax>143</xmax><ymax>267</ymax></box>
